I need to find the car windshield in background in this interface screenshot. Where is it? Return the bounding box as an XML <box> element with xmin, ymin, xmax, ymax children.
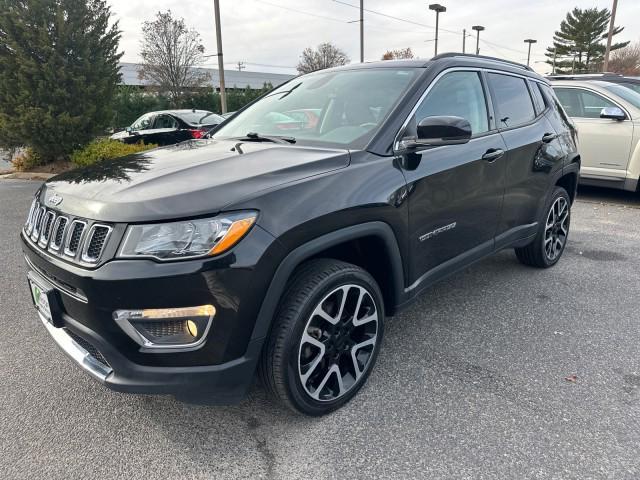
<box><xmin>601</xmin><ymin>83</ymin><xmax>640</xmax><ymax>109</ymax></box>
<box><xmin>176</xmin><ymin>111</ymin><xmax>223</xmax><ymax>125</ymax></box>
<box><xmin>213</xmin><ymin>68</ymin><xmax>420</xmax><ymax>148</ymax></box>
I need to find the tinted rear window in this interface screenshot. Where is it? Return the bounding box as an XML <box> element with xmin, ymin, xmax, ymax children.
<box><xmin>488</xmin><ymin>73</ymin><xmax>536</xmax><ymax>129</ymax></box>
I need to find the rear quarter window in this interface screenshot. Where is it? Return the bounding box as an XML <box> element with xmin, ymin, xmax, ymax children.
<box><xmin>488</xmin><ymin>73</ymin><xmax>536</xmax><ymax>129</ymax></box>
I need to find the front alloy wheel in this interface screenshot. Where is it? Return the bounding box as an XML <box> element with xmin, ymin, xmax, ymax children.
<box><xmin>260</xmin><ymin>259</ymin><xmax>384</xmax><ymax>416</ymax></box>
<box><xmin>298</xmin><ymin>284</ymin><xmax>379</xmax><ymax>402</ymax></box>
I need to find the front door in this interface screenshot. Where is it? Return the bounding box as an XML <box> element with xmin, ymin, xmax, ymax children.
<box><xmin>401</xmin><ymin>70</ymin><xmax>506</xmax><ymax>287</ymax></box>
<box><xmin>554</xmin><ymin>87</ymin><xmax>633</xmax><ymax>181</ymax></box>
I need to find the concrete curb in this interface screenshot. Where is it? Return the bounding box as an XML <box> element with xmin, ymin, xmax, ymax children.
<box><xmin>0</xmin><ymin>172</ymin><xmax>56</xmax><ymax>181</ymax></box>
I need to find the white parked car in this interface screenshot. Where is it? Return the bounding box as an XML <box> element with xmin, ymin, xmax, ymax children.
<box><xmin>551</xmin><ymin>80</ymin><xmax>640</xmax><ymax>192</ymax></box>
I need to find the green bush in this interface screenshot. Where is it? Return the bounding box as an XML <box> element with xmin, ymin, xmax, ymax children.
<box><xmin>11</xmin><ymin>147</ymin><xmax>43</xmax><ymax>171</ymax></box>
<box><xmin>71</xmin><ymin>139</ymin><xmax>157</xmax><ymax>167</ymax></box>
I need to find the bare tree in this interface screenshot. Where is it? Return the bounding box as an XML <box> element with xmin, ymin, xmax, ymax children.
<box><xmin>297</xmin><ymin>43</ymin><xmax>350</xmax><ymax>74</ymax></box>
<box><xmin>381</xmin><ymin>47</ymin><xmax>415</xmax><ymax>60</ymax></box>
<box><xmin>138</xmin><ymin>11</ymin><xmax>209</xmax><ymax>106</ymax></box>
<box><xmin>608</xmin><ymin>41</ymin><xmax>640</xmax><ymax>75</ymax></box>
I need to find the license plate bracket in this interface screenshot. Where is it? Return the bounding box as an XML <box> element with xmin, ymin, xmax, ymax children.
<box><xmin>28</xmin><ymin>272</ymin><xmax>64</xmax><ymax>328</ymax></box>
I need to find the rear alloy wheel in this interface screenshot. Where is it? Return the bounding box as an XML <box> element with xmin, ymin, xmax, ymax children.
<box><xmin>515</xmin><ymin>186</ymin><xmax>571</xmax><ymax>268</ymax></box>
<box><xmin>544</xmin><ymin>196</ymin><xmax>570</xmax><ymax>262</ymax></box>
<box><xmin>260</xmin><ymin>259</ymin><xmax>384</xmax><ymax>416</ymax></box>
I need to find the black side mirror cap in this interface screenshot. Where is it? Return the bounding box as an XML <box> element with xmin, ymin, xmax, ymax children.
<box><xmin>397</xmin><ymin>115</ymin><xmax>472</xmax><ymax>152</ymax></box>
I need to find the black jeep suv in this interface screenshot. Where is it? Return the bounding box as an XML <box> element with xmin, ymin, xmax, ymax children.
<box><xmin>22</xmin><ymin>54</ymin><xmax>579</xmax><ymax>416</ymax></box>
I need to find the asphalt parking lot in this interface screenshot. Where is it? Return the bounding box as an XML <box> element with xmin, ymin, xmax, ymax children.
<box><xmin>1</xmin><ymin>180</ymin><xmax>639</xmax><ymax>480</ymax></box>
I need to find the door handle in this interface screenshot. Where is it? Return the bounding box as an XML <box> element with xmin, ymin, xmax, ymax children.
<box><xmin>482</xmin><ymin>148</ymin><xmax>504</xmax><ymax>162</ymax></box>
<box><xmin>542</xmin><ymin>132</ymin><xmax>558</xmax><ymax>143</ymax></box>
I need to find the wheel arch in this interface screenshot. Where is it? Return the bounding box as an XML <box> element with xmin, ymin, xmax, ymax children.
<box><xmin>250</xmin><ymin>222</ymin><xmax>406</xmax><ymax>342</ymax></box>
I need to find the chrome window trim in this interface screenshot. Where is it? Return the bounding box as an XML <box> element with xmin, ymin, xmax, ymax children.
<box><xmin>80</xmin><ymin>224</ymin><xmax>113</xmax><ymax>263</ymax></box>
<box><xmin>48</xmin><ymin>216</ymin><xmax>69</xmax><ymax>253</ymax></box>
<box><xmin>393</xmin><ymin>67</ymin><xmax>502</xmax><ymax>151</ymax></box>
<box><xmin>63</xmin><ymin>220</ymin><xmax>88</xmax><ymax>258</ymax></box>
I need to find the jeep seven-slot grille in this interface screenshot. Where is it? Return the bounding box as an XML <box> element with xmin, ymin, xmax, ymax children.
<box><xmin>24</xmin><ymin>199</ymin><xmax>113</xmax><ymax>266</ymax></box>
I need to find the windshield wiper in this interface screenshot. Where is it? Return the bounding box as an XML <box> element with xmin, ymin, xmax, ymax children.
<box><xmin>241</xmin><ymin>132</ymin><xmax>297</xmax><ymax>144</ymax></box>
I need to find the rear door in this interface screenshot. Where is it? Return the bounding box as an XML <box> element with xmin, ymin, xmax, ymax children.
<box><xmin>401</xmin><ymin>70</ymin><xmax>507</xmax><ymax>285</ymax></box>
<box><xmin>553</xmin><ymin>86</ymin><xmax>633</xmax><ymax>181</ymax></box>
<box><xmin>487</xmin><ymin>72</ymin><xmax>565</xmax><ymax>245</ymax></box>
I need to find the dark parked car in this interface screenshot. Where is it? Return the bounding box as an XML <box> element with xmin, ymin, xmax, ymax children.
<box><xmin>111</xmin><ymin>109</ymin><xmax>225</xmax><ymax>146</ymax></box>
<box><xmin>547</xmin><ymin>73</ymin><xmax>640</xmax><ymax>94</ymax></box>
<box><xmin>22</xmin><ymin>54</ymin><xmax>579</xmax><ymax>416</ymax></box>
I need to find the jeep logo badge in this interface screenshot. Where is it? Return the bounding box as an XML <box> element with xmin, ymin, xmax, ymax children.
<box><xmin>48</xmin><ymin>194</ymin><xmax>63</xmax><ymax>206</ymax></box>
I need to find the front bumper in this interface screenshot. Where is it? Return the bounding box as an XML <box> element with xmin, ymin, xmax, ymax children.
<box><xmin>21</xmin><ymin>224</ymin><xmax>284</xmax><ymax>404</ymax></box>
<box><xmin>39</xmin><ymin>310</ymin><xmax>264</xmax><ymax>403</ymax></box>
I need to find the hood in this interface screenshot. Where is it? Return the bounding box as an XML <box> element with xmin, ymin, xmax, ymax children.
<box><xmin>41</xmin><ymin>139</ymin><xmax>350</xmax><ymax>222</ymax></box>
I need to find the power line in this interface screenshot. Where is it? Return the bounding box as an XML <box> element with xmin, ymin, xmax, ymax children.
<box><xmin>255</xmin><ymin>0</ymin><xmax>348</xmax><ymax>24</ymax></box>
<box><xmin>332</xmin><ymin>0</ymin><xmax>531</xmax><ymax>57</ymax></box>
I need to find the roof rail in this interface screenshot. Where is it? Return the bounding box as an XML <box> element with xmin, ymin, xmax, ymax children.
<box><xmin>431</xmin><ymin>52</ymin><xmax>533</xmax><ymax>71</ymax></box>
<box><xmin>546</xmin><ymin>73</ymin><xmax>623</xmax><ymax>79</ymax></box>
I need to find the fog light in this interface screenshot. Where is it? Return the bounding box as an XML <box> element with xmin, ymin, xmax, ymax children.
<box><xmin>186</xmin><ymin>320</ymin><xmax>198</xmax><ymax>337</ymax></box>
<box><xmin>113</xmin><ymin>304</ymin><xmax>215</xmax><ymax>350</ymax></box>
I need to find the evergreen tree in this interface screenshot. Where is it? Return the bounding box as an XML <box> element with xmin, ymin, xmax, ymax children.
<box><xmin>545</xmin><ymin>7</ymin><xmax>628</xmax><ymax>74</ymax></box>
<box><xmin>0</xmin><ymin>0</ymin><xmax>122</xmax><ymax>162</ymax></box>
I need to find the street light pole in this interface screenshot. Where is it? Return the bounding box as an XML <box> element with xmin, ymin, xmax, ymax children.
<box><xmin>213</xmin><ymin>0</ymin><xmax>227</xmax><ymax>114</ymax></box>
<box><xmin>603</xmin><ymin>0</ymin><xmax>618</xmax><ymax>71</ymax></box>
<box><xmin>359</xmin><ymin>0</ymin><xmax>364</xmax><ymax>62</ymax></box>
<box><xmin>428</xmin><ymin>4</ymin><xmax>446</xmax><ymax>57</ymax></box>
<box><xmin>552</xmin><ymin>46</ymin><xmax>557</xmax><ymax>74</ymax></box>
<box><xmin>524</xmin><ymin>39</ymin><xmax>537</xmax><ymax>67</ymax></box>
<box><xmin>472</xmin><ymin>25</ymin><xmax>484</xmax><ymax>55</ymax></box>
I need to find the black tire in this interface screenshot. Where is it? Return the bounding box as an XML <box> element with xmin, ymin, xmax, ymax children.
<box><xmin>259</xmin><ymin>259</ymin><xmax>385</xmax><ymax>416</ymax></box>
<box><xmin>515</xmin><ymin>186</ymin><xmax>571</xmax><ymax>268</ymax></box>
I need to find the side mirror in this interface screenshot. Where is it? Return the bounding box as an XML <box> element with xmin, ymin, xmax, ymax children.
<box><xmin>398</xmin><ymin>116</ymin><xmax>472</xmax><ymax>151</ymax></box>
<box><xmin>125</xmin><ymin>126</ymin><xmax>133</xmax><ymax>134</ymax></box>
<box><xmin>600</xmin><ymin>106</ymin><xmax>626</xmax><ymax>121</ymax></box>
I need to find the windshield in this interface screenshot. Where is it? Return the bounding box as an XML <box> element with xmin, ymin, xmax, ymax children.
<box><xmin>213</xmin><ymin>68</ymin><xmax>420</xmax><ymax>148</ymax></box>
<box><xmin>602</xmin><ymin>83</ymin><xmax>640</xmax><ymax>109</ymax></box>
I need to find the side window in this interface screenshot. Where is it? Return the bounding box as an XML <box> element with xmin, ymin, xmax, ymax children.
<box><xmin>554</xmin><ymin>88</ymin><xmax>618</xmax><ymax>118</ymax></box>
<box><xmin>487</xmin><ymin>73</ymin><xmax>535</xmax><ymax>129</ymax></box>
<box><xmin>154</xmin><ymin>115</ymin><xmax>178</xmax><ymax>129</ymax></box>
<box><xmin>529</xmin><ymin>81</ymin><xmax>546</xmax><ymax>115</ymax></box>
<box><xmin>541</xmin><ymin>84</ymin><xmax>574</xmax><ymax>129</ymax></box>
<box><xmin>131</xmin><ymin>113</ymin><xmax>154</xmax><ymax>131</ymax></box>
<box><xmin>578</xmin><ymin>90</ymin><xmax>617</xmax><ymax>118</ymax></box>
<box><xmin>415</xmin><ymin>71</ymin><xmax>489</xmax><ymax>135</ymax></box>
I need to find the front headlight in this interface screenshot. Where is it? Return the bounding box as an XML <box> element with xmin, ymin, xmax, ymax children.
<box><xmin>118</xmin><ymin>211</ymin><xmax>257</xmax><ymax>261</ymax></box>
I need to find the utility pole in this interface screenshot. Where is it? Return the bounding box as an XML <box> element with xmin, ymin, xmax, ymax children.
<box><xmin>552</xmin><ymin>46</ymin><xmax>557</xmax><ymax>74</ymax></box>
<box><xmin>472</xmin><ymin>25</ymin><xmax>484</xmax><ymax>55</ymax></box>
<box><xmin>524</xmin><ymin>39</ymin><xmax>537</xmax><ymax>67</ymax></box>
<box><xmin>213</xmin><ymin>0</ymin><xmax>227</xmax><ymax>114</ymax></box>
<box><xmin>359</xmin><ymin>0</ymin><xmax>364</xmax><ymax>62</ymax></box>
<box><xmin>603</xmin><ymin>0</ymin><xmax>618</xmax><ymax>71</ymax></box>
<box><xmin>462</xmin><ymin>28</ymin><xmax>466</xmax><ymax>53</ymax></box>
<box><xmin>428</xmin><ymin>4</ymin><xmax>446</xmax><ymax>57</ymax></box>
<box><xmin>237</xmin><ymin>61</ymin><xmax>245</xmax><ymax>72</ymax></box>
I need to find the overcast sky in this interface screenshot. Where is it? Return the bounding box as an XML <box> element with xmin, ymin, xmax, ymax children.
<box><xmin>109</xmin><ymin>0</ymin><xmax>640</xmax><ymax>75</ymax></box>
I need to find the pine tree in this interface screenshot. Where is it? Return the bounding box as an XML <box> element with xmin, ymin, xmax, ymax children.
<box><xmin>545</xmin><ymin>7</ymin><xmax>629</xmax><ymax>74</ymax></box>
<box><xmin>0</xmin><ymin>0</ymin><xmax>122</xmax><ymax>162</ymax></box>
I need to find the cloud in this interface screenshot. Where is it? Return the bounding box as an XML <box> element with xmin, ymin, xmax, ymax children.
<box><xmin>109</xmin><ymin>0</ymin><xmax>640</xmax><ymax>74</ymax></box>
